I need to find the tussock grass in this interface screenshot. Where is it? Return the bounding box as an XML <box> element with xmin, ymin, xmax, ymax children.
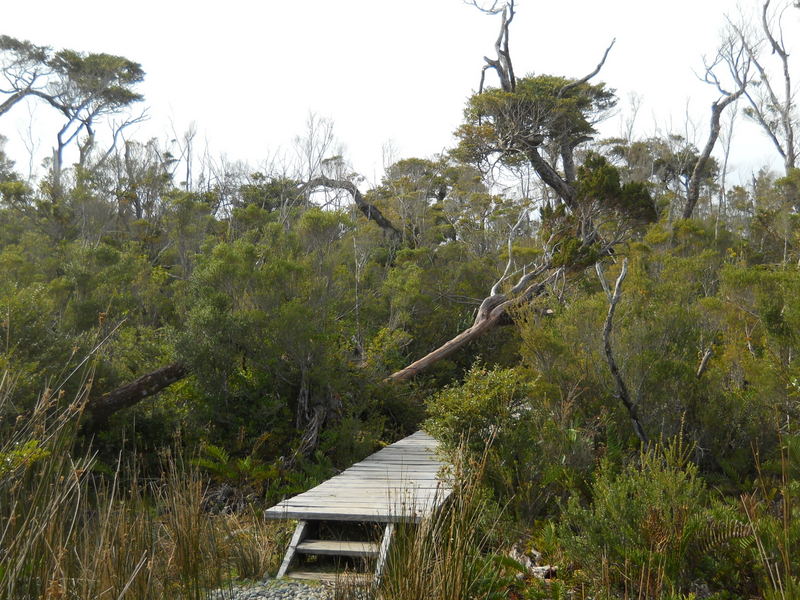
<box><xmin>0</xmin><ymin>371</ymin><xmax>287</xmax><ymax>600</ymax></box>
<box><xmin>376</xmin><ymin>442</ymin><xmax>510</xmax><ymax>600</ymax></box>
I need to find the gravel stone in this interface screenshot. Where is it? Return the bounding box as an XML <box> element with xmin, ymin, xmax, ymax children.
<box><xmin>208</xmin><ymin>578</ymin><xmax>330</xmax><ymax>600</ymax></box>
<box><xmin>208</xmin><ymin>576</ymin><xmax>374</xmax><ymax>600</ymax></box>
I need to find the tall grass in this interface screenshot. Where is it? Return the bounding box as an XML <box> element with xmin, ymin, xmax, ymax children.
<box><xmin>0</xmin><ymin>371</ymin><xmax>287</xmax><ymax>600</ymax></box>
<box><xmin>378</xmin><ymin>442</ymin><xmax>514</xmax><ymax>600</ymax></box>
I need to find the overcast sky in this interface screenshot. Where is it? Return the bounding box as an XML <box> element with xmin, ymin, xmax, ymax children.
<box><xmin>2</xmin><ymin>0</ymin><xmax>798</xmax><ymax>186</ymax></box>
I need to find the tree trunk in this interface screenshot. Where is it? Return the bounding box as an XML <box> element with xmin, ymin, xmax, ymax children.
<box><xmin>305</xmin><ymin>176</ymin><xmax>401</xmax><ymax>239</ymax></box>
<box><xmin>386</xmin><ymin>269</ymin><xmax>559</xmax><ymax>382</ymax></box>
<box><xmin>598</xmin><ymin>259</ymin><xmax>648</xmax><ymax>444</ymax></box>
<box><xmin>83</xmin><ymin>362</ymin><xmax>188</xmax><ymax>431</ymax></box>
<box><xmin>683</xmin><ymin>91</ymin><xmax>743</xmax><ymax>219</ymax></box>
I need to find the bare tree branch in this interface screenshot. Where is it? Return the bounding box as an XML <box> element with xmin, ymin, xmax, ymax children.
<box><xmin>473</xmin><ymin>0</ymin><xmax>516</xmax><ymax>92</ymax></box>
<box><xmin>598</xmin><ymin>259</ymin><xmax>648</xmax><ymax>444</ymax></box>
<box><xmin>725</xmin><ymin>2</ymin><xmax>797</xmax><ymax>173</ymax></box>
<box><xmin>92</xmin><ymin>109</ymin><xmax>149</xmax><ymax>170</ymax></box>
<box><xmin>304</xmin><ymin>176</ymin><xmax>401</xmax><ymax>239</ymax></box>
<box><xmin>683</xmin><ymin>88</ymin><xmax>745</xmax><ymax>218</ymax></box>
<box><xmin>558</xmin><ymin>39</ymin><xmax>616</xmax><ymax>98</ymax></box>
<box><xmin>490</xmin><ymin>206</ymin><xmax>528</xmax><ymax>295</ymax></box>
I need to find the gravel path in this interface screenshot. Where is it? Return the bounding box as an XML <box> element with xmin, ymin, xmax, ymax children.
<box><xmin>209</xmin><ymin>579</ymin><xmax>330</xmax><ymax>600</ymax></box>
<box><xmin>209</xmin><ymin>577</ymin><xmax>371</xmax><ymax>600</ymax></box>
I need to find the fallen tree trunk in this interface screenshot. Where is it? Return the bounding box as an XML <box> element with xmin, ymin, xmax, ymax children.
<box><xmin>83</xmin><ymin>362</ymin><xmax>188</xmax><ymax>431</ymax></box>
<box><xmin>387</xmin><ymin>267</ymin><xmax>561</xmax><ymax>382</ymax></box>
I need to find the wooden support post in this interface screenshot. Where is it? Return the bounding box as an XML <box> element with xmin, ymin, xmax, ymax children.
<box><xmin>373</xmin><ymin>522</ymin><xmax>395</xmax><ymax>586</ymax></box>
<box><xmin>276</xmin><ymin>520</ymin><xmax>308</xmax><ymax>579</ymax></box>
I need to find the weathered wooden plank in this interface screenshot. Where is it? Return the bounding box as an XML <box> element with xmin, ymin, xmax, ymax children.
<box><xmin>266</xmin><ymin>491</ymin><xmax>449</xmax><ymax>504</ymax></box>
<box><xmin>278</xmin><ymin>488</ymin><xmax>447</xmax><ymax>500</ymax></box>
<box><xmin>285</xmin><ymin>570</ymin><xmax>371</xmax><ymax>583</ymax></box>
<box><xmin>271</xmin><ymin>487</ymin><xmax>439</xmax><ymax>497</ymax></box>
<box><xmin>276</xmin><ymin>520</ymin><xmax>307</xmax><ymax>578</ymax></box>
<box><xmin>324</xmin><ymin>474</ymin><xmax>443</xmax><ymax>479</ymax></box>
<box><xmin>273</xmin><ymin>502</ymin><xmax>439</xmax><ymax>510</ymax></box>
<box><xmin>296</xmin><ymin>540</ymin><xmax>379</xmax><ymax>557</ymax></box>
<box><xmin>265</xmin><ymin>506</ymin><xmax>439</xmax><ymax>522</ymax></box>
<box><xmin>276</xmin><ymin>496</ymin><xmax>438</xmax><ymax>507</ymax></box>
<box><xmin>374</xmin><ymin>523</ymin><xmax>395</xmax><ymax>586</ymax></box>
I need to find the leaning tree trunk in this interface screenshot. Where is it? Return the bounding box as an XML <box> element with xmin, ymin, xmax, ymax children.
<box><xmin>83</xmin><ymin>362</ymin><xmax>188</xmax><ymax>432</ymax></box>
<box><xmin>387</xmin><ymin>266</ymin><xmax>561</xmax><ymax>382</ymax></box>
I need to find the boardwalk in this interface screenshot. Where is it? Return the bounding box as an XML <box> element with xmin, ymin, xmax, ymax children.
<box><xmin>265</xmin><ymin>431</ymin><xmax>451</xmax><ymax>523</ymax></box>
<box><xmin>264</xmin><ymin>431</ymin><xmax>451</xmax><ymax>581</ymax></box>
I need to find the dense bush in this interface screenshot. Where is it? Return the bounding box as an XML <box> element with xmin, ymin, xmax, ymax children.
<box><xmin>426</xmin><ymin>364</ymin><xmax>595</xmax><ymax>521</ymax></box>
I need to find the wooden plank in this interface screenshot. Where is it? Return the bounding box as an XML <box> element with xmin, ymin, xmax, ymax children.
<box><xmin>266</xmin><ymin>489</ymin><xmax>451</xmax><ymax>507</ymax></box>
<box><xmin>275</xmin><ymin>502</ymin><xmax>435</xmax><ymax>510</ymax></box>
<box><xmin>296</xmin><ymin>539</ymin><xmax>379</xmax><ymax>557</ymax></box>
<box><xmin>272</xmin><ymin>503</ymin><xmax>440</xmax><ymax>513</ymax></box>
<box><xmin>273</xmin><ymin>504</ymin><xmax>437</xmax><ymax>514</ymax></box>
<box><xmin>285</xmin><ymin>570</ymin><xmax>370</xmax><ymax>583</ymax></box>
<box><xmin>283</xmin><ymin>492</ymin><xmax>445</xmax><ymax>502</ymax></box>
<box><xmin>276</xmin><ymin>520</ymin><xmax>307</xmax><ymax>578</ymax></box>
<box><xmin>374</xmin><ymin>523</ymin><xmax>395</xmax><ymax>586</ymax></box>
<box><xmin>275</xmin><ymin>492</ymin><xmax>446</xmax><ymax>505</ymax></box>
<box><xmin>294</xmin><ymin>482</ymin><xmax>449</xmax><ymax>488</ymax></box>
<box><xmin>264</xmin><ymin>507</ymin><xmax>434</xmax><ymax>523</ymax></box>
<box><xmin>267</xmin><ymin>496</ymin><xmax>447</xmax><ymax>513</ymax></box>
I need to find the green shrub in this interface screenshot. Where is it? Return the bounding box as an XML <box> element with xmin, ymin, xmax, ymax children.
<box><xmin>425</xmin><ymin>364</ymin><xmax>594</xmax><ymax>521</ymax></box>
<box><xmin>558</xmin><ymin>439</ymin><xmax>752</xmax><ymax>599</ymax></box>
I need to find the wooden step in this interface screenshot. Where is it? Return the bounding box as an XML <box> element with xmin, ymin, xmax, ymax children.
<box><xmin>285</xmin><ymin>569</ymin><xmax>371</xmax><ymax>584</ymax></box>
<box><xmin>295</xmin><ymin>539</ymin><xmax>379</xmax><ymax>558</ymax></box>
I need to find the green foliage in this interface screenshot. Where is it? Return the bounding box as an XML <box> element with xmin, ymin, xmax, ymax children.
<box><xmin>3</xmin><ymin>31</ymin><xmax>800</xmax><ymax>600</ymax></box>
<box><xmin>577</xmin><ymin>152</ymin><xmax>657</xmax><ymax>222</ymax></box>
<box><xmin>558</xmin><ymin>440</ymin><xmax>752</xmax><ymax>598</ymax></box>
<box><xmin>742</xmin><ymin>436</ymin><xmax>800</xmax><ymax>600</ymax></box>
<box><xmin>426</xmin><ymin>364</ymin><xmax>594</xmax><ymax>520</ymax></box>
<box><xmin>49</xmin><ymin>49</ymin><xmax>144</xmax><ymax>108</ymax></box>
<box><xmin>0</xmin><ymin>439</ymin><xmax>49</xmax><ymax>477</ymax></box>
<box><xmin>193</xmin><ymin>443</ymin><xmax>277</xmax><ymax>499</ymax></box>
<box><xmin>455</xmin><ymin>74</ymin><xmax>615</xmax><ymax>171</ymax></box>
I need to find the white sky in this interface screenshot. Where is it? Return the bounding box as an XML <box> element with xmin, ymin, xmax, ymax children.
<box><xmin>1</xmin><ymin>0</ymin><xmax>797</xmax><ymax>187</ymax></box>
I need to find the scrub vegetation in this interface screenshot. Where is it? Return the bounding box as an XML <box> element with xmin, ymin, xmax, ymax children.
<box><xmin>0</xmin><ymin>1</ymin><xmax>799</xmax><ymax>598</ymax></box>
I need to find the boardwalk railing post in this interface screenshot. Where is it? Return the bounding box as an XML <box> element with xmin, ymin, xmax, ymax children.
<box><xmin>276</xmin><ymin>520</ymin><xmax>308</xmax><ymax>578</ymax></box>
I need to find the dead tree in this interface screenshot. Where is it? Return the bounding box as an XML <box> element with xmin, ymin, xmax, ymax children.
<box><xmin>725</xmin><ymin>1</ymin><xmax>797</xmax><ymax>174</ymax></box>
<box><xmin>596</xmin><ymin>259</ymin><xmax>648</xmax><ymax>444</ymax></box>
<box><xmin>469</xmin><ymin>0</ymin><xmax>517</xmax><ymax>93</ymax></box>
<box><xmin>683</xmin><ymin>38</ymin><xmax>751</xmax><ymax>219</ymax></box>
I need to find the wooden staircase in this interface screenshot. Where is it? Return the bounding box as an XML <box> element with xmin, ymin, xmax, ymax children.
<box><xmin>277</xmin><ymin>519</ymin><xmax>394</xmax><ymax>584</ymax></box>
<box><xmin>265</xmin><ymin>431</ymin><xmax>451</xmax><ymax>583</ymax></box>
